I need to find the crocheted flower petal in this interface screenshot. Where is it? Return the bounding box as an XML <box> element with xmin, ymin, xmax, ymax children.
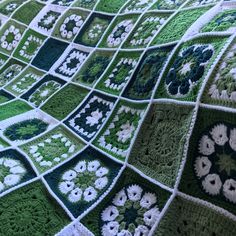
<box><xmin>101</xmin><ymin>205</ymin><xmax>119</xmax><ymax>221</ymax></box>
<box><xmin>4</xmin><ymin>174</ymin><xmax>21</xmax><ymax>186</ymax></box>
<box><xmin>68</xmin><ymin>187</ymin><xmax>82</xmax><ymax>203</ymax></box>
<box><xmin>223</xmin><ymin>179</ymin><xmax>236</xmax><ymax>203</ymax></box>
<box><xmin>112</xmin><ymin>189</ymin><xmax>127</xmax><ymax>207</ymax></box>
<box><xmin>62</xmin><ymin>170</ymin><xmax>77</xmax><ymax>181</ymax></box>
<box><xmin>102</xmin><ymin>221</ymin><xmax>119</xmax><ymax>236</ymax></box>
<box><xmin>95</xmin><ymin>177</ymin><xmax>108</xmax><ymax>190</ymax></box>
<box><xmin>229</xmin><ymin>128</ymin><xmax>236</xmax><ymax>151</ymax></box>
<box><xmin>194</xmin><ymin>156</ymin><xmax>212</xmax><ymax>178</ymax></box>
<box><xmin>87</xmin><ymin>160</ymin><xmax>100</xmax><ymax>172</ymax></box>
<box><xmin>143</xmin><ymin>207</ymin><xmax>160</xmax><ymax>227</ymax></box>
<box><xmin>134</xmin><ymin>225</ymin><xmax>149</xmax><ymax>236</ymax></box>
<box><xmin>140</xmin><ymin>192</ymin><xmax>157</xmax><ymax>209</ymax></box>
<box><xmin>74</xmin><ymin>161</ymin><xmax>87</xmax><ymax>173</ymax></box>
<box><xmin>59</xmin><ymin>181</ymin><xmax>74</xmax><ymax>194</ymax></box>
<box><xmin>202</xmin><ymin>174</ymin><xmax>222</xmax><ymax>195</ymax></box>
<box><xmin>198</xmin><ymin>135</ymin><xmax>215</xmax><ymax>156</ymax></box>
<box><xmin>83</xmin><ymin>186</ymin><xmax>97</xmax><ymax>202</ymax></box>
<box><xmin>210</xmin><ymin>124</ymin><xmax>228</xmax><ymax>146</ymax></box>
<box><xmin>127</xmin><ymin>185</ymin><xmax>143</xmax><ymax>202</ymax></box>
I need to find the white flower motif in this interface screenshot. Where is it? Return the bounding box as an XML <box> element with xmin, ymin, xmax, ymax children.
<box><xmin>68</xmin><ymin>96</ymin><xmax>114</xmax><ymax>140</ymax></box>
<box><xmin>6</xmin><ymin>3</ymin><xmax>18</xmax><ymax>11</ymax></box>
<box><xmin>127</xmin><ymin>184</ymin><xmax>143</xmax><ymax>201</ymax></box>
<box><xmin>130</xmin><ymin>16</ymin><xmax>166</xmax><ymax>46</ymax></box>
<box><xmin>29</xmin><ymin>132</ymin><xmax>76</xmax><ymax>168</ymax></box>
<box><xmin>107</xmin><ymin>20</ymin><xmax>134</xmax><ymax>47</ymax></box>
<box><xmin>101</xmin><ymin>185</ymin><xmax>159</xmax><ymax>236</ymax></box>
<box><xmin>195</xmin><ymin>123</ymin><xmax>236</xmax><ymax>203</ymax></box>
<box><xmin>0</xmin><ymin>25</ymin><xmax>21</xmax><ymax>51</ymax></box>
<box><xmin>86</xmin><ymin>109</ymin><xmax>103</xmax><ymax>127</ymax></box>
<box><xmin>210</xmin><ymin>124</ymin><xmax>228</xmax><ymax>146</ymax></box>
<box><xmin>58</xmin><ymin>159</ymin><xmax>109</xmax><ymax>203</ymax></box>
<box><xmin>116</xmin><ymin>122</ymin><xmax>135</xmax><ymax>143</ymax></box>
<box><xmin>104</xmin><ymin>57</ymin><xmax>138</xmax><ymax>91</ymax></box>
<box><xmin>194</xmin><ymin>156</ymin><xmax>212</xmax><ymax>178</ymax></box>
<box><xmin>18</xmin><ymin>35</ymin><xmax>43</xmax><ymax>60</ymax></box>
<box><xmin>223</xmin><ymin>179</ymin><xmax>236</xmax><ymax>203</ymax></box>
<box><xmin>202</xmin><ymin>174</ymin><xmax>222</xmax><ymax>195</ymax></box>
<box><xmin>60</xmin><ymin>14</ymin><xmax>84</xmax><ymax>39</ymax></box>
<box><xmin>88</xmin><ymin>24</ymin><xmax>103</xmax><ymax>40</ymax></box>
<box><xmin>57</xmin><ymin>50</ymin><xmax>87</xmax><ymax>77</ymax></box>
<box><xmin>198</xmin><ymin>135</ymin><xmax>215</xmax><ymax>156</ymax></box>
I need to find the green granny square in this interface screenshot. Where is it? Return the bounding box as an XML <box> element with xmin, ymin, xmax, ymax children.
<box><xmin>129</xmin><ymin>101</ymin><xmax>194</xmax><ymax>187</ymax></box>
<box><xmin>0</xmin><ymin>181</ymin><xmax>70</xmax><ymax>236</ymax></box>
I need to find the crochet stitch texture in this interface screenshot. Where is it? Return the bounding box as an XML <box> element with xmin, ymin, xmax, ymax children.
<box><xmin>0</xmin><ymin>0</ymin><xmax>235</xmax><ymax>235</ymax></box>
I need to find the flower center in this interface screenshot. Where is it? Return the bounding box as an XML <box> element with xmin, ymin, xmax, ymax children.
<box><xmin>179</xmin><ymin>61</ymin><xmax>193</xmax><ymax>76</ymax></box>
<box><xmin>74</xmin><ymin>171</ymin><xmax>96</xmax><ymax>189</ymax></box>
<box><xmin>114</xmin><ymin>26</ymin><xmax>125</xmax><ymax>38</ymax></box>
<box><xmin>124</xmin><ymin>206</ymin><xmax>138</xmax><ymax>228</ymax></box>
<box><xmin>216</xmin><ymin>153</ymin><xmax>236</xmax><ymax>176</ymax></box>
<box><xmin>66</xmin><ymin>20</ymin><xmax>75</xmax><ymax>31</ymax></box>
<box><xmin>6</xmin><ymin>33</ymin><xmax>14</xmax><ymax>42</ymax></box>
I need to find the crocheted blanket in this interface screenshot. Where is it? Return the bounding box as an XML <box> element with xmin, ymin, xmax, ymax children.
<box><xmin>0</xmin><ymin>0</ymin><xmax>235</xmax><ymax>235</ymax></box>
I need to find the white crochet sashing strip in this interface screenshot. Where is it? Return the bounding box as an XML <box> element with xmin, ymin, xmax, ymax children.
<box><xmin>200</xmin><ymin>102</ymin><xmax>236</xmax><ymax>114</ymax></box>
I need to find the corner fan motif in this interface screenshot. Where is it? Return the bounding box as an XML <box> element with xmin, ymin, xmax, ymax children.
<box><xmin>0</xmin><ymin>0</ymin><xmax>235</xmax><ymax>235</ymax></box>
